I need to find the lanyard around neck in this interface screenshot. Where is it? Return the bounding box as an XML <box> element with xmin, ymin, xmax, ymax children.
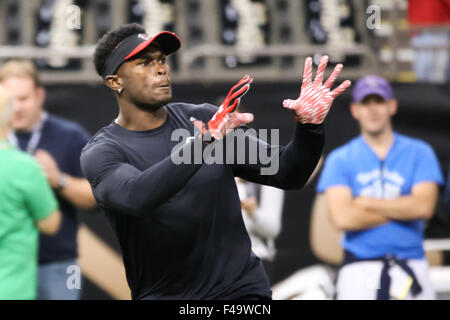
<box><xmin>8</xmin><ymin>112</ymin><xmax>48</xmax><ymax>155</ymax></box>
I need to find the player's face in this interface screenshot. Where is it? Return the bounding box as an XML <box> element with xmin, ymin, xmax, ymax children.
<box><xmin>117</xmin><ymin>45</ymin><xmax>171</xmax><ymax>111</ymax></box>
<box><xmin>0</xmin><ymin>76</ymin><xmax>44</xmax><ymax>132</ymax></box>
<box><xmin>351</xmin><ymin>95</ymin><xmax>397</xmax><ymax>136</ymax></box>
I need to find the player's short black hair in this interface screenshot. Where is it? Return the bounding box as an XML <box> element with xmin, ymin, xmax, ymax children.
<box><xmin>93</xmin><ymin>23</ymin><xmax>146</xmax><ymax>77</ymax></box>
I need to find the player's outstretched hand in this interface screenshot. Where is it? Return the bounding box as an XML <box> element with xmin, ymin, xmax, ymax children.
<box><xmin>190</xmin><ymin>75</ymin><xmax>254</xmax><ymax>140</ymax></box>
<box><xmin>283</xmin><ymin>56</ymin><xmax>352</xmax><ymax>124</ymax></box>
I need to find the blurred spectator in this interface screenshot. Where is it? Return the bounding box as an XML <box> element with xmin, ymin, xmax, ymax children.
<box><xmin>0</xmin><ymin>60</ymin><xmax>96</xmax><ymax>300</ymax></box>
<box><xmin>317</xmin><ymin>75</ymin><xmax>444</xmax><ymax>299</ymax></box>
<box><xmin>0</xmin><ymin>86</ymin><xmax>61</xmax><ymax>300</ymax></box>
<box><xmin>235</xmin><ymin>178</ymin><xmax>284</xmax><ymax>284</ymax></box>
<box><xmin>408</xmin><ymin>0</ymin><xmax>450</xmax><ymax>83</ymax></box>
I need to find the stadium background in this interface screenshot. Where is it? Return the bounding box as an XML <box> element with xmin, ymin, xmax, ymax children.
<box><xmin>1</xmin><ymin>0</ymin><xmax>449</xmax><ymax>299</ymax></box>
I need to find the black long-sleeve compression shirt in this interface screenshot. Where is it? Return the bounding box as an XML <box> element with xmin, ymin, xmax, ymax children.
<box><xmin>80</xmin><ymin>102</ymin><xmax>323</xmax><ymax>300</ymax></box>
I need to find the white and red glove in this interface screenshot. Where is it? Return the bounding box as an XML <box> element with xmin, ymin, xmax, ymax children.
<box><xmin>190</xmin><ymin>75</ymin><xmax>254</xmax><ymax>140</ymax></box>
<box><xmin>283</xmin><ymin>55</ymin><xmax>351</xmax><ymax>124</ymax></box>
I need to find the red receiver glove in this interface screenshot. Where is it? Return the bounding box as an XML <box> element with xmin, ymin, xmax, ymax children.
<box><xmin>283</xmin><ymin>55</ymin><xmax>352</xmax><ymax>124</ymax></box>
<box><xmin>190</xmin><ymin>75</ymin><xmax>254</xmax><ymax>140</ymax></box>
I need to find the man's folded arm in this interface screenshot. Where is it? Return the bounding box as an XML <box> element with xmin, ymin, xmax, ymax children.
<box><xmin>325</xmin><ymin>186</ymin><xmax>390</xmax><ymax>231</ymax></box>
<box><xmin>356</xmin><ymin>182</ymin><xmax>439</xmax><ymax>221</ymax></box>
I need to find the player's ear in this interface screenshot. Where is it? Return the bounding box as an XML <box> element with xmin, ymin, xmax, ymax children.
<box><xmin>388</xmin><ymin>99</ymin><xmax>398</xmax><ymax>116</ymax></box>
<box><xmin>104</xmin><ymin>75</ymin><xmax>122</xmax><ymax>92</ymax></box>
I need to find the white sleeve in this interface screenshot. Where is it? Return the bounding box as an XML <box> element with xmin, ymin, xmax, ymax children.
<box><xmin>249</xmin><ymin>185</ymin><xmax>284</xmax><ymax>239</ymax></box>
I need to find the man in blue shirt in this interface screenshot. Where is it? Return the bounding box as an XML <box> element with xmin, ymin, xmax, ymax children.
<box><xmin>317</xmin><ymin>75</ymin><xmax>443</xmax><ymax>300</ymax></box>
<box><xmin>0</xmin><ymin>60</ymin><xmax>97</xmax><ymax>299</ymax></box>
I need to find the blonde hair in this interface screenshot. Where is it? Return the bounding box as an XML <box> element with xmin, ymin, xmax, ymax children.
<box><xmin>0</xmin><ymin>60</ymin><xmax>43</xmax><ymax>87</ymax></box>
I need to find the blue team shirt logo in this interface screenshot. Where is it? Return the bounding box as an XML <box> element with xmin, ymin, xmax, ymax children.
<box><xmin>357</xmin><ymin>168</ymin><xmax>404</xmax><ymax>199</ymax></box>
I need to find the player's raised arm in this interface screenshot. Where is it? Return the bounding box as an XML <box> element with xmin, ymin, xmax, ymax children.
<box><xmin>81</xmin><ymin>138</ymin><xmax>207</xmax><ymax>216</ymax></box>
<box><xmin>233</xmin><ymin>56</ymin><xmax>352</xmax><ymax>189</ymax></box>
